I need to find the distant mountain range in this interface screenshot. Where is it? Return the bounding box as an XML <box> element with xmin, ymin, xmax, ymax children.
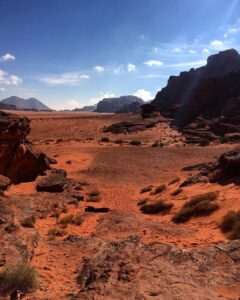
<box><xmin>0</xmin><ymin>96</ymin><xmax>52</xmax><ymax>111</ymax></box>
<box><xmin>96</xmin><ymin>96</ymin><xmax>144</xmax><ymax>113</ymax></box>
<box><xmin>73</xmin><ymin>105</ymin><xmax>96</xmax><ymax>112</ymax></box>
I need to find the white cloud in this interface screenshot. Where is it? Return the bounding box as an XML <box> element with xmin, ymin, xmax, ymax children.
<box><xmin>113</xmin><ymin>65</ymin><xmax>124</xmax><ymax>74</ymax></box>
<box><xmin>144</xmin><ymin>60</ymin><xmax>164</xmax><ymax>67</ymax></box>
<box><xmin>173</xmin><ymin>47</ymin><xmax>182</xmax><ymax>54</ymax></box>
<box><xmin>166</xmin><ymin>60</ymin><xmax>207</xmax><ymax>68</ymax></box>
<box><xmin>80</xmin><ymin>74</ymin><xmax>90</xmax><ymax>79</ymax></box>
<box><xmin>210</xmin><ymin>40</ymin><xmax>224</xmax><ymax>49</ymax></box>
<box><xmin>41</xmin><ymin>72</ymin><xmax>90</xmax><ymax>86</ymax></box>
<box><xmin>94</xmin><ymin>66</ymin><xmax>105</xmax><ymax>73</ymax></box>
<box><xmin>188</xmin><ymin>49</ymin><xmax>196</xmax><ymax>54</ymax></box>
<box><xmin>127</xmin><ymin>63</ymin><xmax>136</xmax><ymax>72</ymax></box>
<box><xmin>202</xmin><ymin>48</ymin><xmax>210</xmax><ymax>54</ymax></box>
<box><xmin>0</xmin><ymin>53</ymin><xmax>15</xmax><ymax>62</ymax></box>
<box><xmin>88</xmin><ymin>91</ymin><xmax>115</xmax><ymax>105</ymax></box>
<box><xmin>10</xmin><ymin>75</ymin><xmax>22</xmax><ymax>85</ymax></box>
<box><xmin>0</xmin><ymin>69</ymin><xmax>22</xmax><ymax>86</ymax></box>
<box><xmin>0</xmin><ymin>87</ymin><xmax>6</xmax><ymax>91</ymax></box>
<box><xmin>139</xmin><ymin>74</ymin><xmax>168</xmax><ymax>79</ymax></box>
<box><xmin>133</xmin><ymin>89</ymin><xmax>153</xmax><ymax>101</ymax></box>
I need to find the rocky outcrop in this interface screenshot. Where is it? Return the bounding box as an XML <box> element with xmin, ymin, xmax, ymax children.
<box><xmin>152</xmin><ymin>49</ymin><xmax>240</xmax><ymax>117</ymax></box>
<box><xmin>36</xmin><ymin>169</ymin><xmax>67</xmax><ymax>192</ymax></box>
<box><xmin>1</xmin><ymin>96</ymin><xmax>51</xmax><ymax>111</ymax></box>
<box><xmin>0</xmin><ymin>111</ymin><xmax>50</xmax><ymax>183</ymax></box>
<box><xmin>75</xmin><ymin>235</ymin><xmax>240</xmax><ymax>300</ymax></box>
<box><xmin>151</xmin><ymin>49</ymin><xmax>240</xmax><ymax>142</ymax></box>
<box><xmin>96</xmin><ymin>96</ymin><xmax>143</xmax><ymax>113</ymax></box>
<box><xmin>0</xmin><ymin>176</ymin><xmax>10</xmax><ymax>191</ymax></box>
<box><xmin>116</xmin><ymin>101</ymin><xmax>142</xmax><ymax>114</ymax></box>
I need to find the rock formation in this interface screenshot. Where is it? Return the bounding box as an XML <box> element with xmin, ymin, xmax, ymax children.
<box><xmin>1</xmin><ymin>96</ymin><xmax>51</xmax><ymax>111</ymax></box>
<box><xmin>96</xmin><ymin>96</ymin><xmax>143</xmax><ymax>113</ymax></box>
<box><xmin>0</xmin><ymin>111</ymin><xmax>50</xmax><ymax>183</ymax></box>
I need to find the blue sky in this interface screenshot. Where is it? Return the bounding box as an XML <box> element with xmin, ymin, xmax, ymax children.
<box><xmin>0</xmin><ymin>0</ymin><xmax>240</xmax><ymax>109</ymax></box>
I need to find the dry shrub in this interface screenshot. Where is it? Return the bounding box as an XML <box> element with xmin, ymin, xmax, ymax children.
<box><xmin>220</xmin><ymin>210</ymin><xmax>240</xmax><ymax>240</ymax></box>
<box><xmin>140</xmin><ymin>186</ymin><xmax>152</xmax><ymax>194</ymax></box>
<box><xmin>172</xmin><ymin>191</ymin><xmax>219</xmax><ymax>223</ymax></box>
<box><xmin>168</xmin><ymin>178</ymin><xmax>180</xmax><ymax>185</ymax></box>
<box><xmin>152</xmin><ymin>184</ymin><xmax>166</xmax><ymax>195</ymax></box>
<box><xmin>0</xmin><ymin>262</ymin><xmax>39</xmax><ymax>293</ymax></box>
<box><xmin>21</xmin><ymin>216</ymin><xmax>36</xmax><ymax>228</ymax></box>
<box><xmin>140</xmin><ymin>200</ymin><xmax>173</xmax><ymax>215</ymax></box>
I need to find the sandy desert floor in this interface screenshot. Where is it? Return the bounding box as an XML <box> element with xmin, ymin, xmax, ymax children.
<box><xmin>2</xmin><ymin>111</ymin><xmax>240</xmax><ymax>299</ymax></box>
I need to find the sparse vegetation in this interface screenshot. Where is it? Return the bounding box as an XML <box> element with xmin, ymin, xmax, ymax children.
<box><xmin>140</xmin><ymin>186</ymin><xmax>152</xmax><ymax>194</ymax></box>
<box><xmin>48</xmin><ymin>227</ymin><xmax>67</xmax><ymax>237</ymax></box>
<box><xmin>152</xmin><ymin>184</ymin><xmax>166</xmax><ymax>195</ymax></box>
<box><xmin>59</xmin><ymin>214</ymin><xmax>74</xmax><ymax>225</ymax></box>
<box><xmin>130</xmin><ymin>140</ymin><xmax>141</xmax><ymax>146</ymax></box>
<box><xmin>220</xmin><ymin>210</ymin><xmax>240</xmax><ymax>240</ymax></box>
<box><xmin>171</xmin><ymin>188</ymin><xmax>183</xmax><ymax>196</ymax></box>
<box><xmin>137</xmin><ymin>198</ymin><xmax>149</xmax><ymax>206</ymax></box>
<box><xmin>152</xmin><ymin>141</ymin><xmax>159</xmax><ymax>147</ymax></box>
<box><xmin>87</xmin><ymin>195</ymin><xmax>101</xmax><ymax>202</ymax></box>
<box><xmin>172</xmin><ymin>191</ymin><xmax>219</xmax><ymax>223</ymax></box>
<box><xmin>88</xmin><ymin>189</ymin><xmax>100</xmax><ymax>197</ymax></box>
<box><xmin>21</xmin><ymin>216</ymin><xmax>36</xmax><ymax>228</ymax></box>
<box><xmin>114</xmin><ymin>139</ymin><xmax>123</xmax><ymax>144</ymax></box>
<box><xmin>199</xmin><ymin>138</ymin><xmax>210</xmax><ymax>146</ymax></box>
<box><xmin>101</xmin><ymin>137</ymin><xmax>110</xmax><ymax>142</ymax></box>
<box><xmin>72</xmin><ymin>213</ymin><xmax>84</xmax><ymax>226</ymax></box>
<box><xmin>50</xmin><ymin>210</ymin><xmax>61</xmax><ymax>218</ymax></box>
<box><xmin>61</xmin><ymin>205</ymin><xmax>68</xmax><ymax>213</ymax></box>
<box><xmin>168</xmin><ymin>177</ymin><xmax>180</xmax><ymax>185</ymax></box>
<box><xmin>0</xmin><ymin>262</ymin><xmax>39</xmax><ymax>293</ymax></box>
<box><xmin>140</xmin><ymin>200</ymin><xmax>173</xmax><ymax>215</ymax></box>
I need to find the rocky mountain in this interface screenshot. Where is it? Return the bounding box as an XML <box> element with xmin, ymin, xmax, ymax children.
<box><xmin>1</xmin><ymin>96</ymin><xmax>51</xmax><ymax>111</ymax></box>
<box><xmin>116</xmin><ymin>101</ymin><xmax>143</xmax><ymax>114</ymax></box>
<box><xmin>147</xmin><ymin>49</ymin><xmax>240</xmax><ymax>143</ymax></box>
<box><xmin>151</xmin><ymin>49</ymin><xmax>240</xmax><ymax>122</ymax></box>
<box><xmin>0</xmin><ymin>102</ymin><xmax>16</xmax><ymax>110</ymax></box>
<box><xmin>96</xmin><ymin>96</ymin><xmax>143</xmax><ymax>113</ymax></box>
<box><xmin>73</xmin><ymin>105</ymin><xmax>96</xmax><ymax>112</ymax></box>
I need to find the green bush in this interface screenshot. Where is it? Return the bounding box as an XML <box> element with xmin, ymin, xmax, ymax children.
<box><xmin>48</xmin><ymin>227</ymin><xmax>67</xmax><ymax>237</ymax></box>
<box><xmin>0</xmin><ymin>262</ymin><xmax>39</xmax><ymax>293</ymax></box>
<box><xmin>140</xmin><ymin>200</ymin><xmax>173</xmax><ymax>215</ymax></box>
<box><xmin>172</xmin><ymin>191</ymin><xmax>219</xmax><ymax>223</ymax></box>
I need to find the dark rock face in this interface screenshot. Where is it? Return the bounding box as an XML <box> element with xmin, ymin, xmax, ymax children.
<box><xmin>103</xmin><ymin>118</ymin><xmax>161</xmax><ymax>134</ymax></box>
<box><xmin>0</xmin><ymin>175</ymin><xmax>10</xmax><ymax>191</ymax></box>
<box><xmin>0</xmin><ymin>111</ymin><xmax>50</xmax><ymax>183</ymax></box>
<box><xmin>151</xmin><ymin>49</ymin><xmax>240</xmax><ymax>141</ymax></box>
<box><xmin>116</xmin><ymin>101</ymin><xmax>142</xmax><ymax>114</ymax></box>
<box><xmin>193</xmin><ymin>147</ymin><xmax>240</xmax><ymax>184</ymax></box>
<box><xmin>152</xmin><ymin>49</ymin><xmax>240</xmax><ymax>117</ymax></box>
<box><xmin>96</xmin><ymin>96</ymin><xmax>143</xmax><ymax>113</ymax></box>
<box><xmin>36</xmin><ymin>169</ymin><xmax>67</xmax><ymax>192</ymax></box>
<box><xmin>75</xmin><ymin>235</ymin><xmax>240</xmax><ymax>300</ymax></box>
<box><xmin>0</xmin><ymin>102</ymin><xmax>16</xmax><ymax>110</ymax></box>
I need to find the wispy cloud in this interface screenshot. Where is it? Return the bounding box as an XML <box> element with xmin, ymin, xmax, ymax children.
<box><xmin>133</xmin><ymin>89</ymin><xmax>153</xmax><ymax>101</ymax></box>
<box><xmin>0</xmin><ymin>53</ymin><xmax>15</xmax><ymax>62</ymax></box>
<box><xmin>94</xmin><ymin>66</ymin><xmax>105</xmax><ymax>73</ymax></box>
<box><xmin>138</xmin><ymin>74</ymin><xmax>168</xmax><ymax>79</ymax></box>
<box><xmin>0</xmin><ymin>69</ymin><xmax>22</xmax><ymax>86</ymax></box>
<box><xmin>41</xmin><ymin>72</ymin><xmax>90</xmax><ymax>86</ymax></box>
<box><xmin>173</xmin><ymin>47</ymin><xmax>182</xmax><ymax>54</ymax></box>
<box><xmin>165</xmin><ymin>60</ymin><xmax>207</xmax><ymax>68</ymax></box>
<box><xmin>127</xmin><ymin>63</ymin><xmax>136</xmax><ymax>72</ymax></box>
<box><xmin>144</xmin><ymin>60</ymin><xmax>164</xmax><ymax>67</ymax></box>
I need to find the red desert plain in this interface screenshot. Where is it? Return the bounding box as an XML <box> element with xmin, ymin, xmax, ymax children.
<box><xmin>0</xmin><ymin>109</ymin><xmax>239</xmax><ymax>299</ymax></box>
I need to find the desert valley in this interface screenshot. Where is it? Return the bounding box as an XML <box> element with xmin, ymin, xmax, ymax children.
<box><xmin>0</xmin><ymin>48</ymin><xmax>240</xmax><ymax>299</ymax></box>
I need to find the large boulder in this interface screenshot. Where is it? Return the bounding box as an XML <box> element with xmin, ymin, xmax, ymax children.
<box><xmin>0</xmin><ymin>111</ymin><xmax>50</xmax><ymax>183</ymax></box>
<box><xmin>36</xmin><ymin>169</ymin><xmax>67</xmax><ymax>192</ymax></box>
<box><xmin>0</xmin><ymin>175</ymin><xmax>10</xmax><ymax>191</ymax></box>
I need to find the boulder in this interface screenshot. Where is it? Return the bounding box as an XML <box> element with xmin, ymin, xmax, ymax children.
<box><xmin>0</xmin><ymin>111</ymin><xmax>50</xmax><ymax>183</ymax></box>
<box><xmin>0</xmin><ymin>175</ymin><xmax>10</xmax><ymax>191</ymax></box>
<box><xmin>36</xmin><ymin>169</ymin><xmax>67</xmax><ymax>192</ymax></box>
